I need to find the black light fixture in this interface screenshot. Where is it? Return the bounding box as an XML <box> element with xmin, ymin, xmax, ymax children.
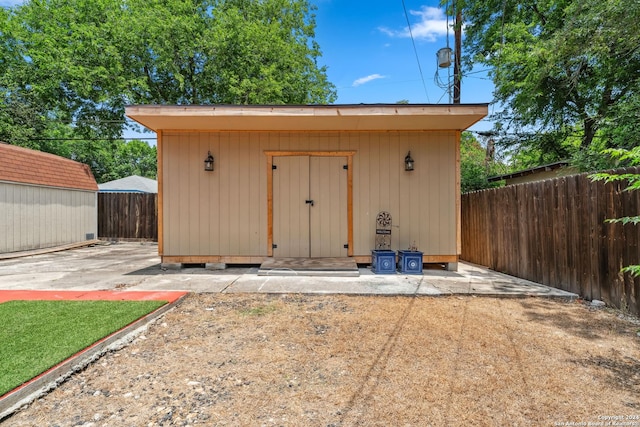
<box><xmin>204</xmin><ymin>151</ymin><xmax>214</xmax><ymax>171</ymax></box>
<box><xmin>404</xmin><ymin>151</ymin><xmax>414</xmax><ymax>171</ymax></box>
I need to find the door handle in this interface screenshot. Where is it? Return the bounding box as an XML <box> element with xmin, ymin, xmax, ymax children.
<box><xmin>305</xmin><ymin>199</ymin><xmax>315</xmax><ymax>207</ymax></box>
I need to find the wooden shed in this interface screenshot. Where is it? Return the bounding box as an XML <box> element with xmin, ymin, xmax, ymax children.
<box><xmin>126</xmin><ymin>104</ymin><xmax>487</xmax><ymax>270</ymax></box>
<box><xmin>0</xmin><ymin>143</ymin><xmax>98</xmax><ymax>254</ymax></box>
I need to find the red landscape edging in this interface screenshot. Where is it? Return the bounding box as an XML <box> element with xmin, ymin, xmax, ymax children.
<box><xmin>0</xmin><ymin>290</ymin><xmax>187</xmax><ymax>304</ymax></box>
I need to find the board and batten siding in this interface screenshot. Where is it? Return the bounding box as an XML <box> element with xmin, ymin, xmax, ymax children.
<box><xmin>0</xmin><ymin>182</ymin><xmax>97</xmax><ymax>253</ymax></box>
<box><xmin>161</xmin><ymin>131</ymin><xmax>458</xmax><ymax>258</ymax></box>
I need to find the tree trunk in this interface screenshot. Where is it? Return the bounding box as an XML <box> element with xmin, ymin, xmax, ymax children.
<box><xmin>582</xmin><ymin>116</ymin><xmax>596</xmax><ymax>148</ymax></box>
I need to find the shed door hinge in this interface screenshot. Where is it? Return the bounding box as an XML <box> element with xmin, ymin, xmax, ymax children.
<box><xmin>343</xmin><ymin>164</ymin><xmax>348</xmax><ymax>170</ymax></box>
<box><xmin>272</xmin><ymin>165</ymin><xmax>277</xmax><ymax>170</ymax></box>
<box><xmin>344</xmin><ymin>244</ymin><xmax>349</xmax><ymax>249</ymax></box>
<box><xmin>272</xmin><ymin>243</ymin><xmax>278</xmax><ymax>249</ymax></box>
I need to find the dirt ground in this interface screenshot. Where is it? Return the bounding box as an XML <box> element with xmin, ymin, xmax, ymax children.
<box><xmin>5</xmin><ymin>294</ymin><xmax>640</xmax><ymax>426</ymax></box>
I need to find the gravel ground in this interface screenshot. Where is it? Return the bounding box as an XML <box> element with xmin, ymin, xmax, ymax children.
<box><xmin>4</xmin><ymin>294</ymin><xmax>640</xmax><ymax>426</ymax></box>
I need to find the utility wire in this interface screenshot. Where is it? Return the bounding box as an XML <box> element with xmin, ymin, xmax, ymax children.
<box><xmin>402</xmin><ymin>0</ymin><xmax>430</xmax><ymax>103</ymax></box>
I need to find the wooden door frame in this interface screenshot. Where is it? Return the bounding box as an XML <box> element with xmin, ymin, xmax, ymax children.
<box><xmin>266</xmin><ymin>150</ymin><xmax>356</xmax><ymax>257</ymax></box>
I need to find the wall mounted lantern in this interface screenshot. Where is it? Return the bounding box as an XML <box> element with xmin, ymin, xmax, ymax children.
<box><xmin>404</xmin><ymin>151</ymin><xmax>414</xmax><ymax>171</ymax></box>
<box><xmin>204</xmin><ymin>151</ymin><xmax>214</xmax><ymax>171</ymax></box>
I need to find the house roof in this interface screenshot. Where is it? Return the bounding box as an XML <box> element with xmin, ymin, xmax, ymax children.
<box><xmin>0</xmin><ymin>143</ymin><xmax>98</xmax><ymax>191</ymax></box>
<box><xmin>487</xmin><ymin>161</ymin><xmax>571</xmax><ymax>183</ymax></box>
<box><xmin>126</xmin><ymin>103</ymin><xmax>489</xmax><ymax>133</ymax></box>
<box><xmin>98</xmin><ymin>175</ymin><xmax>157</xmax><ymax>193</ymax></box>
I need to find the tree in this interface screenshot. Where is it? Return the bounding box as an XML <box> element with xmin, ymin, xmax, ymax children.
<box><xmin>460</xmin><ymin>132</ymin><xmax>505</xmax><ymax>193</ymax></box>
<box><xmin>460</xmin><ymin>0</ymin><xmax>640</xmax><ymax>169</ymax></box>
<box><xmin>4</xmin><ymin>0</ymin><xmax>335</xmax><ymax>123</ymax></box>
<box><xmin>0</xmin><ymin>0</ymin><xmax>335</xmax><ymax>179</ymax></box>
<box><xmin>2</xmin><ymin>0</ymin><xmax>127</xmax><ymax>141</ymax></box>
<box><xmin>112</xmin><ymin>140</ymin><xmax>157</xmax><ymax>180</ymax></box>
<box><xmin>0</xmin><ymin>7</ymin><xmax>51</xmax><ymax>147</ymax></box>
<box><xmin>0</xmin><ymin>92</ymin><xmax>48</xmax><ymax>148</ymax></box>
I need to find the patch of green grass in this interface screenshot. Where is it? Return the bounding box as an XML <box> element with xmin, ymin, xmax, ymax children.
<box><xmin>0</xmin><ymin>300</ymin><xmax>165</xmax><ymax>396</ymax></box>
<box><xmin>239</xmin><ymin>304</ymin><xmax>277</xmax><ymax>317</ymax></box>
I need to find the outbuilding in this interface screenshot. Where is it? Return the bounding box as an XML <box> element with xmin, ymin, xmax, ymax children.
<box><xmin>487</xmin><ymin>161</ymin><xmax>577</xmax><ymax>186</ymax></box>
<box><xmin>99</xmin><ymin>175</ymin><xmax>158</xmax><ymax>193</ymax></box>
<box><xmin>0</xmin><ymin>143</ymin><xmax>98</xmax><ymax>255</ymax></box>
<box><xmin>126</xmin><ymin>104</ymin><xmax>487</xmax><ymax>270</ymax></box>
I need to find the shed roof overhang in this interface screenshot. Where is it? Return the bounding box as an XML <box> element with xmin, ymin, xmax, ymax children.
<box><xmin>126</xmin><ymin>104</ymin><xmax>488</xmax><ymax>132</ymax></box>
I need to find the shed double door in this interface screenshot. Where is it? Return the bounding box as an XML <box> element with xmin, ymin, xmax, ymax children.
<box><xmin>273</xmin><ymin>156</ymin><xmax>347</xmax><ymax>257</ymax></box>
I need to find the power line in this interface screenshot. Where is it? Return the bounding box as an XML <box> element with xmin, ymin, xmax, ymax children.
<box><xmin>401</xmin><ymin>0</ymin><xmax>430</xmax><ymax>103</ymax></box>
<box><xmin>464</xmin><ymin>68</ymin><xmax>492</xmax><ymax>76</ymax></box>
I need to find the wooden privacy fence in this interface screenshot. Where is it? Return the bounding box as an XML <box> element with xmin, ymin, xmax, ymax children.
<box><xmin>461</xmin><ymin>167</ymin><xmax>640</xmax><ymax>315</ymax></box>
<box><xmin>98</xmin><ymin>193</ymin><xmax>158</xmax><ymax>241</ymax></box>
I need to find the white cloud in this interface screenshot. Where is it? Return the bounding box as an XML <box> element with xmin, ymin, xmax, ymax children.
<box><xmin>352</xmin><ymin>74</ymin><xmax>386</xmax><ymax>87</ymax></box>
<box><xmin>379</xmin><ymin>6</ymin><xmax>449</xmax><ymax>42</ymax></box>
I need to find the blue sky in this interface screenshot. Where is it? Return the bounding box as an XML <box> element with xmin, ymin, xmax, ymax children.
<box><xmin>1</xmin><ymin>0</ymin><xmax>496</xmax><ymax>133</ymax></box>
<box><xmin>313</xmin><ymin>0</ymin><xmax>493</xmax><ymax>109</ymax></box>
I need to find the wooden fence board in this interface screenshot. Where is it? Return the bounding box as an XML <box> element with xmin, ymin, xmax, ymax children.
<box><xmin>494</xmin><ymin>188</ymin><xmax>506</xmax><ymax>273</ymax></box>
<box><xmin>543</xmin><ymin>181</ymin><xmax>552</xmax><ymax>286</ymax></box>
<box><xmin>566</xmin><ymin>175</ymin><xmax>580</xmax><ymax>295</ymax></box>
<box><xmin>623</xmin><ymin>179</ymin><xmax>640</xmax><ymax>312</ymax></box>
<box><xmin>516</xmin><ymin>184</ymin><xmax>529</xmax><ymax>278</ymax></box>
<box><xmin>531</xmin><ymin>183</ymin><xmax>543</xmax><ymax>284</ymax></box>
<box><xmin>98</xmin><ymin>193</ymin><xmax>158</xmax><ymax>241</ymax></box>
<box><xmin>605</xmin><ymin>180</ymin><xmax>621</xmax><ymax>308</ymax></box>
<box><xmin>505</xmin><ymin>184</ymin><xmax>517</xmax><ymax>277</ymax></box>
<box><xmin>461</xmin><ymin>167</ymin><xmax>640</xmax><ymax>315</ymax></box>
<box><xmin>580</xmin><ymin>172</ymin><xmax>594</xmax><ymax>299</ymax></box>
<box><xmin>554</xmin><ymin>177</ymin><xmax>568</xmax><ymax>290</ymax></box>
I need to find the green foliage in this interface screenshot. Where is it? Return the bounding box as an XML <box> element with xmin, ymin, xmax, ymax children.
<box><xmin>621</xmin><ymin>265</ymin><xmax>640</xmax><ymax>278</ymax></box>
<box><xmin>460</xmin><ymin>132</ymin><xmax>505</xmax><ymax>193</ymax></box>
<box><xmin>0</xmin><ymin>300</ymin><xmax>165</xmax><ymax>396</ymax></box>
<box><xmin>112</xmin><ymin>139</ymin><xmax>157</xmax><ymax>180</ymax></box>
<box><xmin>589</xmin><ymin>147</ymin><xmax>640</xmax><ymax>277</ymax></box>
<box><xmin>590</xmin><ymin>147</ymin><xmax>640</xmax><ymax>190</ymax></box>
<box><xmin>4</xmin><ymin>0</ymin><xmax>335</xmax><ymax>108</ymax></box>
<box><xmin>599</xmin><ymin>147</ymin><xmax>640</xmax><ymax>167</ymax></box>
<box><xmin>60</xmin><ymin>139</ymin><xmax>157</xmax><ymax>183</ymax></box>
<box><xmin>460</xmin><ymin>0</ymin><xmax>640</xmax><ymax>170</ymax></box>
<box><xmin>605</xmin><ymin>216</ymin><xmax>640</xmax><ymax>226</ymax></box>
<box><xmin>0</xmin><ymin>92</ymin><xmax>49</xmax><ymax>148</ymax></box>
<box><xmin>0</xmin><ymin>0</ymin><xmax>335</xmax><ymax>180</ymax></box>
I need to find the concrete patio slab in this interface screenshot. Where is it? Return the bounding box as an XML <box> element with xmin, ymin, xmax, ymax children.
<box><xmin>0</xmin><ymin>242</ymin><xmax>578</xmax><ymax>300</ymax></box>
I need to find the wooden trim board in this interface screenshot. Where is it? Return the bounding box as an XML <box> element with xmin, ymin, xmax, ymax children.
<box><xmin>346</xmin><ymin>155</ymin><xmax>354</xmax><ymax>257</ymax></box>
<box><xmin>353</xmin><ymin>255</ymin><xmax>458</xmax><ymax>264</ymax></box>
<box><xmin>157</xmin><ymin>130</ymin><xmax>164</xmax><ymax>256</ymax></box>
<box><xmin>456</xmin><ymin>130</ymin><xmax>461</xmax><ymax>256</ymax></box>
<box><xmin>266</xmin><ymin>153</ymin><xmax>274</xmax><ymax>257</ymax></box>
<box><xmin>264</xmin><ymin>150</ymin><xmax>356</xmax><ymax>157</ymax></box>
<box><xmin>162</xmin><ymin>256</ymin><xmax>269</xmax><ymax>264</ymax></box>
<box><xmin>161</xmin><ymin>255</ymin><xmax>458</xmax><ymax>265</ymax></box>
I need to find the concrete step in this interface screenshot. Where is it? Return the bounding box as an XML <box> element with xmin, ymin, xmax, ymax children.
<box><xmin>258</xmin><ymin>257</ymin><xmax>359</xmax><ymax>277</ymax></box>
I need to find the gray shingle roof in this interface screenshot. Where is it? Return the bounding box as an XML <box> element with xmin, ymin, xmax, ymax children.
<box><xmin>98</xmin><ymin>175</ymin><xmax>157</xmax><ymax>193</ymax></box>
